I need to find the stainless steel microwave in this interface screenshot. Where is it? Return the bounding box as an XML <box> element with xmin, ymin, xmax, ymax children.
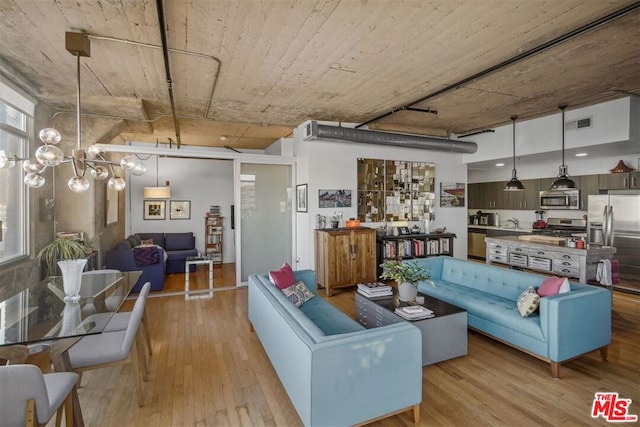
<box><xmin>539</xmin><ymin>190</ymin><xmax>580</xmax><ymax>210</ymax></box>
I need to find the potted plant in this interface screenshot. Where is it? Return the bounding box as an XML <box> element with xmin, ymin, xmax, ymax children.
<box><xmin>380</xmin><ymin>260</ymin><xmax>432</xmax><ymax>302</ymax></box>
<box><xmin>37</xmin><ymin>237</ymin><xmax>90</xmax><ymax>300</ymax></box>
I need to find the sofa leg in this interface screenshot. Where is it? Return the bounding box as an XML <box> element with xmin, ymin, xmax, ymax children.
<box><xmin>413</xmin><ymin>404</ymin><xmax>420</xmax><ymax>425</ymax></box>
<box><xmin>550</xmin><ymin>362</ymin><xmax>560</xmax><ymax>378</ymax></box>
<box><xmin>600</xmin><ymin>346</ymin><xmax>608</xmax><ymax>361</ymax></box>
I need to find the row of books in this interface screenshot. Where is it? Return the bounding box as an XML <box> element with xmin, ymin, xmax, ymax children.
<box><xmin>394</xmin><ymin>305</ymin><xmax>434</xmax><ymax>321</ymax></box>
<box><xmin>357</xmin><ymin>282</ymin><xmax>392</xmax><ymax>298</ymax></box>
<box><xmin>382</xmin><ymin>238</ymin><xmax>450</xmax><ymax>259</ymax></box>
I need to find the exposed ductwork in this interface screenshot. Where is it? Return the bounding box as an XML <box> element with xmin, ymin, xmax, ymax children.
<box><xmin>302</xmin><ymin>121</ymin><xmax>478</xmax><ymax>154</ymax></box>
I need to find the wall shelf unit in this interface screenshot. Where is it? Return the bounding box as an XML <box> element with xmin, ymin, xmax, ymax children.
<box><xmin>376</xmin><ymin>233</ymin><xmax>456</xmax><ymax>278</ymax></box>
<box><xmin>205</xmin><ymin>216</ymin><xmax>223</xmax><ymax>264</ymax></box>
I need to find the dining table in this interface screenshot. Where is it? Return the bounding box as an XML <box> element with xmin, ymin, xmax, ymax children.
<box><xmin>0</xmin><ymin>270</ymin><xmax>142</xmax><ymax>427</ymax></box>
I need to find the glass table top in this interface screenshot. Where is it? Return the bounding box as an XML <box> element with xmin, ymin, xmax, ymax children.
<box><xmin>0</xmin><ymin>270</ymin><xmax>142</xmax><ymax>347</ymax></box>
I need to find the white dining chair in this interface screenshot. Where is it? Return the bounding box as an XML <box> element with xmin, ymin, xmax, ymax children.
<box><xmin>79</xmin><ymin>281</ymin><xmax>154</xmax><ymax>372</ymax></box>
<box><xmin>67</xmin><ymin>282</ymin><xmax>150</xmax><ymax>407</ymax></box>
<box><xmin>0</xmin><ymin>364</ymin><xmax>79</xmax><ymax>427</ymax></box>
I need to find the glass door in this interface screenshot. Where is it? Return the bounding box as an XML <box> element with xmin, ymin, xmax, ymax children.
<box><xmin>236</xmin><ymin>163</ymin><xmax>293</xmax><ymax>283</ymax></box>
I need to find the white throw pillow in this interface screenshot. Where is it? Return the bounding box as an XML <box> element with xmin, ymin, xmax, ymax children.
<box><xmin>517</xmin><ymin>286</ymin><xmax>540</xmax><ymax>317</ymax></box>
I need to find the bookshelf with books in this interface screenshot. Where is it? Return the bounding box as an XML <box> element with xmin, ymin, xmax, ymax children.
<box><xmin>376</xmin><ymin>233</ymin><xmax>455</xmax><ymax>279</ymax></box>
<box><xmin>205</xmin><ymin>216</ymin><xmax>224</xmax><ymax>264</ymax></box>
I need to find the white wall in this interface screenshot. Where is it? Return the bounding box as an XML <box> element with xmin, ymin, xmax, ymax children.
<box><xmin>128</xmin><ymin>157</ymin><xmax>236</xmax><ymax>263</ymax></box>
<box><xmin>293</xmin><ymin>125</ymin><xmax>469</xmax><ymax>269</ymax></box>
<box><xmin>467</xmin><ymin>96</ymin><xmax>640</xmax><ymax>183</ymax></box>
<box><xmin>464</xmin><ymin>97</ymin><xmax>637</xmax><ymax>164</ymax></box>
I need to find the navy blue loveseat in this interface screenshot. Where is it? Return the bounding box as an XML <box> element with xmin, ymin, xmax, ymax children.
<box><xmin>105</xmin><ymin>232</ymin><xmax>198</xmax><ymax>292</ymax></box>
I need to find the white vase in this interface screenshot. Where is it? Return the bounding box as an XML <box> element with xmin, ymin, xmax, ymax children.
<box><xmin>58</xmin><ymin>259</ymin><xmax>87</xmax><ymax>301</ymax></box>
<box><xmin>398</xmin><ymin>282</ymin><xmax>418</xmax><ymax>302</ymax></box>
<box><xmin>60</xmin><ymin>300</ymin><xmax>82</xmax><ymax>336</ymax></box>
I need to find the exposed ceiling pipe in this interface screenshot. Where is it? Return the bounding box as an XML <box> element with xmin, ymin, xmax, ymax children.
<box><xmin>87</xmin><ymin>34</ymin><xmax>221</xmax><ymax>120</ymax></box>
<box><xmin>356</xmin><ymin>1</ymin><xmax>640</xmax><ymax>130</ymax></box>
<box><xmin>304</xmin><ymin>122</ymin><xmax>477</xmax><ymax>153</ymax></box>
<box><xmin>156</xmin><ymin>0</ymin><xmax>181</xmax><ymax>148</ymax></box>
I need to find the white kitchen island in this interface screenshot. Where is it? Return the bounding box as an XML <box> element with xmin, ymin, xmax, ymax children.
<box><xmin>485</xmin><ymin>236</ymin><xmax>616</xmax><ymax>284</ymax></box>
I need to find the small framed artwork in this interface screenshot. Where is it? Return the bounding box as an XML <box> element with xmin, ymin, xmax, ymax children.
<box><xmin>296</xmin><ymin>184</ymin><xmax>308</xmax><ymax>213</ymax></box>
<box><xmin>319</xmin><ymin>189</ymin><xmax>352</xmax><ymax>208</ymax></box>
<box><xmin>143</xmin><ymin>200</ymin><xmax>166</xmax><ymax>220</ymax></box>
<box><xmin>440</xmin><ymin>183</ymin><xmax>466</xmax><ymax>208</ymax></box>
<box><xmin>170</xmin><ymin>200</ymin><xmax>191</xmax><ymax>220</ymax></box>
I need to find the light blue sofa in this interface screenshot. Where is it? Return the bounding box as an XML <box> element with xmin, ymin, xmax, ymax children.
<box><xmin>248</xmin><ymin>269</ymin><xmax>422</xmax><ymax>427</ymax></box>
<box><xmin>413</xmin><ymin>256</ymin><xmax>611</xmax><ymax>377</ymax></box>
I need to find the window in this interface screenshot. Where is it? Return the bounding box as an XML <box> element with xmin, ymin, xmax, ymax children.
<box><xmin>0</xmin><ymin>82</ymin><xmax>33</xmax><ymax>265</ymax></box>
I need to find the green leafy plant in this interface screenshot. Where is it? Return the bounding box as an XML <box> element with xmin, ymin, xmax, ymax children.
<box><xmin>380</xmin><ymin>260</ymin><xmax>431</xmax><ymax>287</ymax></box>
<box><xmin>37</xmin><ymin>237</ymin><xmax>89</xmax><ymax>277</ymax></box>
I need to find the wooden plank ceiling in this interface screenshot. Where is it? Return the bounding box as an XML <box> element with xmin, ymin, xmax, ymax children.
<box><xmin>0</xmin><ymin>0</ymin><xmax>638</xmax><ymax>149</ymax></box>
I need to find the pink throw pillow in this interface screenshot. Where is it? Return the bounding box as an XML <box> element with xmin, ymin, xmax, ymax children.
<box><xmin>269</xmin><ymin>262</ymin><xmax>296</xmax><ymax>290</ymax></box>
<box><xmin>537</xmin><ymin>276</ymin><xmax>570</xmax><ymax>297</ymax></box>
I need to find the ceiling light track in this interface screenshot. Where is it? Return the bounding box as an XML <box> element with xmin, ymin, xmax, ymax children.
<box><xmin>156</xmin><ymin>0</ymin><xmax>181</xmax><ymax>149</ymax></box>
<box><xmin>356</xmin><ymin>1</ymin><xmax>640</xmax><ymax>130</ymax></box>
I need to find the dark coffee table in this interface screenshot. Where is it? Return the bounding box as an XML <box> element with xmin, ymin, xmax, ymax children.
<box><xmin>355</xmin><ymin>289</ymin><xmax>467</xmax><ymax>366</ymax></box>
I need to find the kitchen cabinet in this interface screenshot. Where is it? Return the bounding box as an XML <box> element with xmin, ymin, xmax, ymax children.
<box><xmin>599</xmin><ymin>172</ymin><xmax>640</xmax><ymax>190</ymax></box>
<box><xmin>315</xmin><ymin>228</ymin><xmax>376</xmax><ymax>296</ymax></box>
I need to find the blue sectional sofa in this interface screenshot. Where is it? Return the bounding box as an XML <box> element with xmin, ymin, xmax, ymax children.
<box><xmin>413</xmin><ymin>256</ymin><xmax>611</xmax><ymax>377</ymax></box>
<box><xmin>248</xmin><ymin>269</ymin><xmax>422</xmax><ymax>427</ymax></box>
<box><xmin>105</xmin><ymin>232</ymin><xmax>198</xmax><ymax>292</ymax></box>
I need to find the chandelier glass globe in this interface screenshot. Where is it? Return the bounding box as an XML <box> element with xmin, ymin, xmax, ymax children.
<box><xmin>87</xmin><ymin>144</ymin><xmax>105</xmax><ymax>158</ymax></box>
<box><xmin>22</xmin><ymin>159</ymin><xmax>46</xmax><ymax>174</ymax></box>
<box><xmin>24</xmin><ymin>173</ymin><xmax>45</xmax><ymax>188</ymax></box>
<box><xmin>35</xmin><ymin>145</ymin><xmax>64</xmax><ymax>167</ymax></box>
<box><xmin>120</xmin><ymin>154</ymin><xmax>141</xmax><ymax>172</ymax></box>
<box><xmin>68</xmin><ymin>176</ymin><xmax>90</xmax><ymax>193</ymax></box>
<box><xmin>0</xmin><ymin>150</ymin><xmax>17</xmax><ymax>168</ymax></box>
<box><xmin>131</xmin><ymin>163</ymin><xmax>147</xmax><ymax>176</ymax></box>
<box><xmin>38</xmin><ymin>128</ymin><xmax>62</xmax><ymax>145</ymax></box>
<box><xmin>108</xmin><ymin>176</ymin><xmax>126</xmax><ymax>191</ymax></box>
<box><xmin>90</xmin><ymin>165</ymin><xmax>109</xmax><ymax>180</ymax></box>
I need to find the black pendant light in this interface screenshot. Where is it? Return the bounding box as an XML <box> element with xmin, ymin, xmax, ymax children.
<box><xmin>504</xmin><ymin>115</ymin><xmax>525</xmax><ymax>191</ymax></box>
<box><xmin>550</xmin><ymin>104</ymin><xmax>577</xmax><ymax>190</ymax></box>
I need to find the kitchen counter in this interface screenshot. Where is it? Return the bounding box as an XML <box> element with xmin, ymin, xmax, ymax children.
<box><xmin>468</xmin><ymin>225</ymin><xmax>534</xmax><ymax>232</ymax></box>
<box><xmin>484</xmin><ymin>236</ymin><xmax>616</xmax><ymax>283</ymax></box>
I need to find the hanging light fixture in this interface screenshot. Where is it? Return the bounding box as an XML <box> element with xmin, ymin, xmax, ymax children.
<box><xmin>0</xmin><ymin>32</ymin><xmax>145</xmax><ymax>192</ymax></box>
<box><xmin>550</xmin><ymin>103</ymin><xmax>577</xmax><ymax>190</ymax></box>
<box><xmin>504</xmin><ymin>115</ymin><xmax>525</xmax><ymax>191</ymax></box>
<box><xmin>143</xmin><ymin>155</ymin><xmax>171</xmax><ymax>198</ymax></box>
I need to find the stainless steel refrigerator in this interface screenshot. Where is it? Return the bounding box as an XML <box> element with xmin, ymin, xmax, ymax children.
<box><xmin>588</xmin><ymin>193</ymin><xmax>640</xmax><ymax>280</ymax></box>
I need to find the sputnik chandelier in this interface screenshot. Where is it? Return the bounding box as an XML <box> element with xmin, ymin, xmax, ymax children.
<box><xmin>0</xmin><ymin>32</ymin><xmax>146</xmax><ymax>192</ymax></box>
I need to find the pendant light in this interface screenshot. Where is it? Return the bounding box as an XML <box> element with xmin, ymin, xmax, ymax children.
<box><xmin>143</xmin><ymin>155</ymin><xmax>171</xmax><ymax>198</ymax></box>
<box><xmin>550</xmin><ymin>104</ymin><xmax>577</xmax><ymax>190</ymax></box>
<box><xmin>504</xmin><ymin>115</ymin><xmax>525</xmax><ymax>191</ymax></box>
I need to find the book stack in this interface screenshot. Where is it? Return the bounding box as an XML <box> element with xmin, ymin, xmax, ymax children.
<box><xmin>357</xmin><ymin>282</ymin><xmax>393</xmax><ymax>298</ymax></box>
<box><xmin>394</xmin><ymin>305</ymin><xmax>434</xmax><ymax>321</ymax></box>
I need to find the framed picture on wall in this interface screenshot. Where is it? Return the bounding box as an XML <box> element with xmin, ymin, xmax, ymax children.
<box><xmin>296</xmin><ymin>184</ymin><xmax>308</xmax><ymax>212</ymax></box>
<box><xmin>143</xmin><ymin>200</ymin><xmax>166</xmax><ymax>220</ymax></box>
<box><xmin>170</xmin><ymin>200</ymin><xmax>191</xmax><ymax>220</ymax></box>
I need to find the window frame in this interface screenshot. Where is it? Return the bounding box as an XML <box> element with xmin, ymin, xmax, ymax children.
<box><xmin>0</xmin><ymin>85</ymin><xmax>33</xmax><ymax>266</ymax></box>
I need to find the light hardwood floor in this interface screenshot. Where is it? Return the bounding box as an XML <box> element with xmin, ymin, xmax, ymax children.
<box><xmin>66</xmin><ymin>269</ymin><xmax>639</xmax><ymax>426</ymax></box>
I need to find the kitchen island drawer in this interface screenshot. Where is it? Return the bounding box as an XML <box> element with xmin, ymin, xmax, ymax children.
<box><xmin>554</xmin><ymin>259</ymin><xmax>579</xmax><ymax>269</ymax></box>
<box><xmin>530</xmin><ymin>248</ymin><xmax>554</xmax><ymax>258</ymax></box>
<box><xmin>488</xmin><ymin>242</ymin><xmax>508</xmax><ymax>252</ymax></box>
<box><xmin>554</xmin><ymin>252</ymin><xmax>580</xmax><ymax>262</ymax></box>
<box><xmin>553</xmin><ymin>265</ymin><xmax>579</xmax><ymax>278</ymax></box>
<box><xmin>489</xmin><ymin>254</ymin><xmax>508</xmax><ymax>264</ymax></box>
